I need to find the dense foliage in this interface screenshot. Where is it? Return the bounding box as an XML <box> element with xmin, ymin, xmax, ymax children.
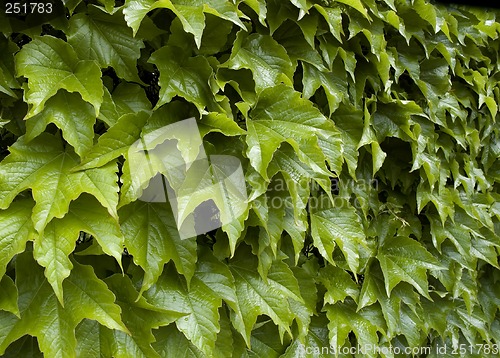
<box><xmin>0</xmin><ymin>0</ymin><xmax>499</xmax><ymax>356</ymax></box>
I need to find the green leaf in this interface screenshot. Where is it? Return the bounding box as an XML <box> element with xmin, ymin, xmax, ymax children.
<box><xmin>314</xmin><ymin>5</ymin><xmax>343</xmax><ymax>42</ymax></box>
<box><xmin>282</xmin><ymin>314</ymin><xmax>331</xmax><ymax>358</ymax></box>
<box><xmin>413</xmin><ymin>0</ymin><xmax>438</xmax><ymax>32</ymax></box>
<box><xmin>310</xmin><ymin>197</ymin><xmax>368</xmax><ymax>274</ymax></box>
<box><xmin>247</xmin><ymin>321</ymin><xmax>286</xmax><ymax>357</ymax></box>
<box><xmin>149</xmin><ymin>45</ymin><xmax>222</xmax><ymax>112</ymax></box>
<box><xmin>102</xmin><ymin>274</ymin><xmax>184</xmax><ymax>358</ymax></box>
<box><xmin>173</xmin><ymin>154</ymin><xmax>249</xmax><ymax>255</ymax></box>
<box><xmin>75</xmin><ymin>319</ymin><xmax>113</xmax><ymax>358</ymax></box>
<box><xmin>112</xmin><ymin>83</ymin><xmax>151</xmax><ymax>115</ymax></box>
<box><xmin>15</xmin><ymin>36</ymin><xmax>103</xmax><ymax>119</ymax></box>
<box><xmin>33</xmin><ymin>195</ymin><xmax>125</xmax><ymax>304</ymax></box>
<box><xmin>146</xmin><ymin>253</ymin><xmax>239</xmax><ymax>357</ymax></box>
<box><xmin>228</xmin><ymin>246</ymin><xmax>300</xmax><ymax>346</ymax></box>
<box><xmin>336</xmin><ymin>0</ymin><xmax>369</xmax><ymax>19</ymax></box>
<box><xmin>152</xmin><ymin>324</ymin><xmax>204</xmax><ymax>358</ymax></box>
<box><xmin>124</xmin><ymin>0</ymin><xmax>245</xmax><ymax>46</ymax></box>
<box><xmin>26</xmin><ymin>91</ymin><xmax>96</xmax><ymax>158</ymax></box>
<box><xmin>0</xmin><ymin>276</ymin><xmax>19</xmax><ymax>317</ymax></box>
<box><xmin>0</xmin><ymin>37</ymin><xmax>20</xmax><ymax>97</ymax></box>
<box><xmin>240</xmin><ymin>0</ymin><xmax>267</xmax><ymax>25</ymax></box>
<box><xmin>333</xmin><ymin>104</ymin><xmax>364</xmax><ymax>178</ymax></box>
<box><xmin>0</xmin><ymin>199</ymin><xmax>36</xmax><ymax>278</ymax></box>
<box><xmin>145</xmin><ymin>255</ymin><xmax>236</xmax><ymax>356</ymax></box>
<box><xmin>76</xmin><ymin>111</ymin><xmax>150</xmax><ymax>171</ymax></box>
<box><xmin>325</xmin><ymin>299</ymin><xmax>385</xmax><ymax>355</ymax></box>
<box><xmin>119</xmin><ymin>201</ymin><xmax>198</xmax><ymax>294</ymax></box>
<box><xmin>0</xmin><ymin>252</ymin><xmax>127</xmax><ymax>357</ymax></box>
<box><xmin>273</xmin><ymin>21</ymin><xmax>326</xmax><ymax>71</ymax></box>
<box><xmin>0</xmin><ymin>335</ymin><xmax>43</xmax><ymax>358</ymax></box>
<box><xmin>358</xmin><ymin>262</ymin><xmax>424</xmax><ymax>346</ymax></box>
<box><xmin>246</xmin><ymin>84</ymin><xmax>339</xmax><ymax>180</ymax></box>
<box><xmin>214</xmin><ymin>306</ymin><xmax>235</xmax><ymax>358</ymax></box>
<box><xmin>289</xmin><ymin>264</ymin><xmax>317</xmax><ymax>339</ymax></box>
<box><xmin>302</xmin><ymin>60</ymin><xmax>347</xmax><ymax>114</ymax></box>
<box><xmin>319</xmin><ymin>264</ymin><xmax>359</xmax><ymax>305</ymax></box>
<box><xmin>223</xmin><ymin>32</ymin><xmax>294</xmax><ymax>94</ymax></box>
<box><xmin>99</xmin><ymin>83</ymin><xmax>151</xmax><ymax>127</ymax></box>
<box><xmin>198</xmin><ymin>112</ymin><xmax>245</xmax><ymax>137</ymax></box>
<box><xmin>377</xmin><ymin>236</ymin><xmax>442</xmax><ymax>298</ymax></box>
<box><xmin>0</xmin><ymin>134</ymin><xmax>120</xmax><ymax>232</ymax></box>
<box><xmin>67</xmin><ymin>6</ymin><xmax>144</xmax><ymax>83</ymax></box>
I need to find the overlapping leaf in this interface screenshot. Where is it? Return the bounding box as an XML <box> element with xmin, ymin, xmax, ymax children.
<box><xmin>119</xmin><ymin>200</ymin><xmax>198</xmax><ymax>294</ymax></box>
<box><xmin>123</xmin><ymin>0</ymin><xmax>245</xmax><ymax>46</ymax></box>
<box><xmin>68</xmin><ymin>6</ymin><xmax>144</xmax><ymax>83</ymax></box>
<box><xmin>377</xmin><ymin>236</ymin><xmax>442</xmax><ymax>298</ymax></box>
<box><xmin>0</xmin><ymin>134</ymin><xmax>119</xmax><ymax>233</ymax></box>
<box><xmin>0</xmin><ymin>252</ymin><xmax>127</xmax><ymax>358</ymax></box>
<box><xmin>245</xmin><ymin>84</ymin><xmax>341</xmax><ymax>180</ymax></box>
<box><xmin>33</xmin><ymin>195</ymin><xmax>125</xmax><ymax>304</ymax></box>
<box><xmin>15</xmin><ymin>36</ymin><xmax>103</xmax><ymax>119</ymax></box>
<box><xmin>228</xmin><ymin>246</ymin><xmax>303</xmax><ymax>345</ymax></box>
<box><xmin>149</xmin><ymin>45</ymin><xmax>222</xmax><ymax>113</ymax></box>
<box><xmin>25</xmin><ymin>91</ymin><xmax>96</xmax><ymax>158</ymax></box>
<box><xmin>310</xmin><ymin>196</ymin><xmax>369</xmax><ymax>274</ymax></box>
<box><xmin>144</xmin><ymin>251</ymin><xmax>239</xmax><ymax>356</ymax></box>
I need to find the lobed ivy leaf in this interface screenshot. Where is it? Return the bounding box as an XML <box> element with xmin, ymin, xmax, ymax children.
<box><xmin>99</xmin><ymin>83</ymin><xmax>151</xmax><ymax>127</ymax></box>
<box><xmin>152</xmin><ymin>310</ymin><xmax>234</xmax><ymax>358</ymax></box>
<box><xmin>0</xmin><ymin>37</ymin><xmax>20</xmax><ymax>97</ymax></box>
<box><xmin>68</xmin><ymin>6</ymin><xmax>144</xmax><ymax>83</ymax></box>
<box><xmin>124</xmin><ymin>0</ymin><xmax>245</xmax><ymax>46</ymax></box>
<box><xmin>333</xmin><ymin>104</ymin><xmax>364</xmax><ymax>178</ymax></box>
<box><xmin>33</xmin><ymin>195</ymin><xmax>125</xmax><ymax>305</ymax></box>
<box><xmin>310</xmin><ymin>197</ymin><xmax>368</xmax><ymax>274</ymax></box>
<box><xmin>282</xmin><ymin>314</ymin><xmax>331</xmax><ymax>358</ymax></box>
<box><xmin>152</xmin><ymin>324</ymin><xmax>205</xmax><ymax>358</ymax></box>
<box><xmin>149</xmin><ymin>45</ymin><xmax>222</xmax><ymax>113</ymax></box>
<box><xmin>319</xmin><ymin>264</ymin><xmax>359</xmax><ymax>305</ymax></box>
<box><xmin>0</xmin><ymin>276</ymin><xmax>19</xmax><ymax>317</ymax></box>
<box><xmin>223</xmin><ymin>32</ymin><xmax>294</xmax><ymax>94</ymax></box>
<box><xmin>77</xmin><ymin>274</ymin><xmax>186</xmax><ymax>358</ymax></box>
<box><xmin>377</xmin><ymin>236</ymin><xmax>443</xmax><ymax>299</ymax></box>
<box><xmin>119</xmin><ymin>201</ymin><xmax>198</xmax><ymax>294</ymax></box>
<box><xmin>0</xmin><ymin>252</ymin><xmax>127</xmax><ymax>358</ymax></box>
<box><xmin>76</xmin><ymin>111</ymin><xmax>150</xmax><ymax>171</ymax></box>
<box><xmin>0</xmin><ymin>199</ymin><xmax>36</xmax><ymax>278</ymax></box>
<box><xmin>173</xmin><ymin>155</ymin><xmax>249</xmax><ymax>256</ymax></box>
<box><xmin>198</xmin><ymin>112</ymin><xmax>246</xmax><ymax>137</ymax></box>
<box><xmin>0</xmin><ymin>134</ymin><xmax>119</xmax><ymax>233</ymax></box>
<box><xmin>228</xmin><ymin>246</ymin><xmax>301</xmax><ymax>346</ymax></box>
<box><xmin>144</xmin><ymin>254</ymin><xmax>237</xmax><ymax>356</ymax></box>
<box><xmin>25</xmin><ymin>91</ymin><xmax>96</xmax><ymax>158</ymax></box>
<box><xmin>358</xmin><ymin>262</ymin><xmax>425</xmax><ymax>346</ymax></box>
<box><xmin>239</xmin><ymin>0</ymin><xmax>267</xmax><ymax>25</ymax></box>
<box><xmin>272</xmin><ymin>21</ymin><xmax>326</xmax><ymax>71</ymax></box>
<box><xmin>302</xmin><ymin>60</ymin><xmax>347</xmax><ymax>114</ymax></box>
<box><xmin>325</xmin><ymin>298</ymin><xmax>385</xmax><ymax>357</ymax></box>
<box><xmin>15</xmin><ymin>36</ymin><xmax>103</xmax><ymax>119</ymax></box>
<box><xmin>246</xmin><ymin>84</ymin><xmax>339</xmax><ymax>180</ymax></box>
<box><xmin>336</xmin><ymin>0</ymin><xmax>369</xmax><ymax>19</ymax></box>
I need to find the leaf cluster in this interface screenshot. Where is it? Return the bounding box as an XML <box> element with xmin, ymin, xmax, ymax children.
<box><xmin>0</xmin><ymin>0</ymin><xmax>499</xmax><ymax>356</ymax></box>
